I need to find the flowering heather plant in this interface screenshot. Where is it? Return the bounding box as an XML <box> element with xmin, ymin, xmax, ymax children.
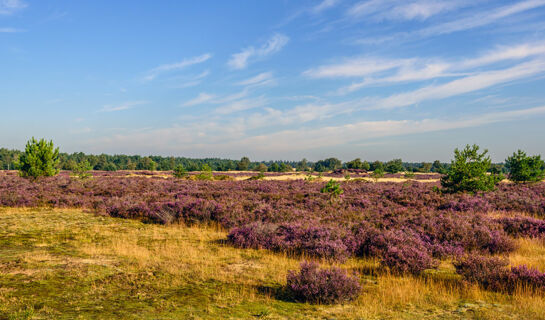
<box><xmin>454</xmin><ymin>255</ymin><xmax>509</xmax><ymax>291</ymax></box>
<box><xmin>286</xmin><ymin>261</ymin><xmax>361</xmax><ymax>304</ymax></box>
<box><xmin>454</xmin><ymin>255</ymin><xmax>545</xmax><ymax>292</ymax></box>
<box><xmin>0</xmin><ymin>173</ymin><xmax>543</xmax><ymax>282</ymax></box>
<box><xmin>495</xmin><ymin>216</ymin><xmax>545</xmax><ymax>238</ymax></box>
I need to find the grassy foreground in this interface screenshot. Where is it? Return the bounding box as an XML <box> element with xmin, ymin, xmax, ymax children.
<box><xmin>0</xmin><ymin>208</ymin><xmax>544</xmax><ymax>319</ymax></box>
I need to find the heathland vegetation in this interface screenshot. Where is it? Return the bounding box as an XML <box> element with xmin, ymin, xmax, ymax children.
<box><xmin>1</xmin><ymin>138</ymin><xmax>545</xmax><ymax>318</ymax></box>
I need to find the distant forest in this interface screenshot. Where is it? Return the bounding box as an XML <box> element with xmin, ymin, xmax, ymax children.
<box><xmin>0</xmin><ymin>147</ymin><xmax>506</xmax><ymax>173</ymax></box>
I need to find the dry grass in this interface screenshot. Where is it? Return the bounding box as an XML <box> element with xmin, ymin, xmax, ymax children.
<box><xmin>0</xmin><ymin>207</ymin><xmax>544</xmax><ymax>319</ymax></box>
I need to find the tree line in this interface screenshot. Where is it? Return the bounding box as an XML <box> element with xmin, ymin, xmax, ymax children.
<box><xmin>0</xmin><ymin>146</ymin><xmax>451</xmax><ymax>173</ymax></box>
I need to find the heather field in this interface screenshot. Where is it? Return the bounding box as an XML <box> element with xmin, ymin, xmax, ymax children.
<box><xmin>1</xmin><ymin>172</ymin><xmax>545</xmax><ymax>319</ymax></box>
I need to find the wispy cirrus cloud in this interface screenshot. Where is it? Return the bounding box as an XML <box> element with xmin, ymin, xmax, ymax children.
<box><xmin>144</xmin><ymin>53</ymin><xmax>212</xmax><ymax>81</ymax></box>
<box><xmin>0</xmin><ymin>27</ymin><xmax>22</xmax><ymax>32</ymax></box>
<box><xmin>236</xmin><ymin>72</ymin><xmax>276</xmax><ymax>87</ymax></box>
<box><xmin>100</xmin><ymin>101</ymin><xmax>148</xmax><ymax>112</ymax></box>
<box><xmin>311</xmin><ymin>0</ymin><xmax>342</xmax><ymax>14</ymax></box>
<box><xmin>0</xmin><ymin>0</ymin><xmax>27</xmax><ymax>15</ymax></box>
<box><xmin>418</xmin><ymin>0</ymin><xmax>545</xmax><ymax>37</ymax></box>
<box><xmin>228</xmin><ymin>34</ymin><xmax>289</xmax><ymax>69</ymax></box>
<box><xmin>372</xmin><ymin>59</ymin><xmax>545</xmax><ymax>109</ymax></box>
<box><xmin>304</xmin><ymin>41</ymin><xmax>545</xmax><ymax>94</ymax></box>
<box><xmin>347</xmin><ymin>0</ymin><xmax>471</xmax><ymax>21</ymax></box>
<box><xmin>182</xmin><ymin>92</ymin><xmax>215</xmax><ymax>107</ymax></box>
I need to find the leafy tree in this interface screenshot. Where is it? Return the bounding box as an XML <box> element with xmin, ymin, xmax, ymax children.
<box><xmin>346</xmin><ymin>158</ymin><xmax>365</xmax><ymax>170</ymax></box>
<box><xmin>18</xmin><ymin>138</ymin><xmax>60</xmax><ymax>179</ymax></box>
<box><xmin>419</xmin><ymin>162</ymin><xmax>432</xmax><ymax>173</ymax></box>
<box><xmin>137</xmin><ymin>157</ymin><xmax>156</xmax><ymax>171</ymax></box>
<box><xmin>505</xmin><ymin>150</ymin><xmax>545</xmax><ymax>183</ymax></box>
<box><xmin>279</xmin><ymin>163</ymin><xmax>293</xmax><ymax>172</ymax></box>
<box><xmin>384</xmin><ymin>159</ymin><xmax>404</xmax><ymax>173</ymax></box>
<box><xmin>173</xmin><ymin>164</ymin><xmax>188</xmax><ymax>178</ymax></box>
<box><xmin>254</xmin><ymin>163</ymin><xmax>268</xmax><ymax>172</ymax></box>
<box><xmin>237</xmin><ymin>157</ymin><xmax>251</xmax><ymax>171</ymax></box>
<box><xmin>269</xmin><ymin>163</ymin><xmax>281</xmax><ymax>172</ymax></box>
<box><xmin>431</xmin><ymin>160</ymin><xmax>446</xmax><ymax>174</ymax></box>
<box><xmin>441</xmin><ymin>144</ymin><xmax>504</xmax><ymax>193</ymax></box>
<box><xmin>370</xmin><ymin>161</ymin><xmax>383</xmax><ymax>171</ymax></box>
<box><xmin>361</xmin><ymin>160</ymin><xmax>370</xmax><ymax>171</ymax></box>
<box><xmin>314</xmin><ymin>158</ymin><xmax>342</xmax><ymax>172</ymax></box>
<box><xmin>371</xmin><ymin>168</ymin><xmax>384</xmax><ymax>181</ymax></box>
<box><xmin>296</xmin><ymin>158</ymin><xmax>309</xmax><ymax>171</ymax></box>
<box><xmin>72</xmin><ymin>160</ymin><xmax>92</xmax><ymax>179</ymax></box>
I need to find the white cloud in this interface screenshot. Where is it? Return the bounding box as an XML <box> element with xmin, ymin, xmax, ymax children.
<box><xmin>461</xmin><ymin>43</ymin><xmax>545</xmax><ymax>68</ymax></box>
<box><xmin>347</xmin><ymin>0</ymin><xmax>469</xmax><ymax>21</ymax></box>
<box><xmin>304</xmin><ymin>57</ymin><xmax>408</xmax><ymax>78</ymax></box>
<box><xmin>0</xmin><ymin>27</ymin><xmax>21</xmax><ymax>32</ymax></box>
<box><xmin>309</xmin><ymin>41</ymin><xmax>545</xmax><ymax>94</ymax></box>
<box><xmin>312</xmin><ymin>0</ymin><xmax>341</xmax><ymax>14</ymax></box>
<box><xmin>418</xmin><ymin>0</ymin><xmax>545</xmax><ymax>37</ymax></box>
<box><xmin>101</xmin><ymin>101</ymin><xmax>148</xmax><ymax>112</ymax></box>
<box><xmin>87</xmin><ymin>105</ymin><xmax>545</xmax><ymax>156</ymax></box>
<box><xmin>182</xmin><ymin>93</ymin><xmax>215</xmax><ymax>107</ymax></box>
<box><xmin>228</xmin><ymin>34</ymin><xmax>289</xmax><ymax>69</ymax></box>
<box><xmin>0</xmin><ymin>0</ymin><xmax>26</xmax><ymax>15</ymax></box>
<box><xmin>372</xmin><ymin>59</ymin><xmax>545</xmax><ymax>109</ymax></box>
<box><xmin>215</xmin><ymin>96</ymin><xmax>267</xmax><ymax>114</ymax></box>
<box><xmin>144</xmin><ymin>53</ymin><xmax>212</xmax><ymax>81</ymax></box>
<box><xmin>236</xmin><ymin>72</ymin><xmax>275</xmax><ymax>86</ymax></box>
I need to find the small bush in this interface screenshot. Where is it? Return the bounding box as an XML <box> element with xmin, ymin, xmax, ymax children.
<box><xmin>286</xmin><ymin>261</ymin><xmax>361</xmax><ymax>304</ymax></box>
<box><xmin>496</xmin><ymin>215</ymin><xmax>545</xmax><ymax>238</ymax></box>
<box><xmin>454</xmin><ymin>255</ymin><xmax>545</xmax><ymax>292</ymax></box>
<box><xmin>71</xmin><ymin>160</ymin><xmax>92</xmax><ymax>180</ymax></box>
<box><xmin>173</xmin><ymin>164</ymin><xmax>187</xmax><ymax>178</ymax></box>
<box><xmin>320</xmin><ymin>179</ymin><xmax>343</xmax><ymax>200</ymax></box>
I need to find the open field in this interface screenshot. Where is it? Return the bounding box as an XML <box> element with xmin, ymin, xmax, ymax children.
<box><xmin>1</xmin><ymin>173</ymin><xmax>545</xmax><ymax>319</ymax></box>
<box><xmin>1</xmin><ymin>207</ymin><xmax>545</xmax><ymax>319</ymax></box>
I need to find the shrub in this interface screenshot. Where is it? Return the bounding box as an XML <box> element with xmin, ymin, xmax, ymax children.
<box><xmin>195</xmin><ymin>164</ymin><xmax>213</xmax><ymax>180</ymax></box>
<box><xmin>454</xmin><ymin>255</ymin><xmax>545</xmax><ymax>292</ymax></box>
<box><xmin>495</xmin><ymin>216</ymin><xmax>545</xmax><ymax>238</ymax></box>
<box><xmin>505</xmin><ymin>150</ymin><xmax>545</xmax><ymax>183</ymax></box>
<box><xmin>454</xmin><ymin>255</ymin><xmax>509</xmax><ymax>291</ymax></box>
<box><xmin>71</xmin><ymin>160</ymin><xmax>92</xmax><ymax>180</ymax></box>
<box><xmin>173</xmin><ymin>164</ymin><xmax>187</xmax><ymax>178</ymax></box>
<box><xmin>441</xmin><ymin>144</ymin><xmax>504</xmax><ymax>193</ymax></box>
<box><xmin>320</xmin><ymin>179</ymin><xmax>343</xmax><ymax>200</ymax></box>
<box><xmin>18</xmin><ymin>138</ymin><xmax>60</xmax><ymax>179</ymax></box>
<box><xmin>379</xmin><ymin>231</ymin><xmax>439</xmax><ymax>274</ymax></box>
<box><xmin>286</xmin><ymin>261</ymin><xmax>361</xmax><ymax>304</ymax></box>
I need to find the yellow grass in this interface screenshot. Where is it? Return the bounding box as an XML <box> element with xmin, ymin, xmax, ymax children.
<box><xmin>1</xmin><ymin>207</ymin><xmax>544</xmax><ymax>319</ymax></box>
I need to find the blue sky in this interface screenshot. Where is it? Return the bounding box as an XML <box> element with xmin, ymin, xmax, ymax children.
<box><xmin>2</xmin><ymin>0</ymin><xmax>545</xmax><ymax>161</ymax></box>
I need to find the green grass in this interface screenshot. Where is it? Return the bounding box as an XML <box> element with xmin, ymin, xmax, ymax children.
<box><xmin>0</xmin><ymin>208</ymin><xmax>544</xmax><ymax>319</ymax></box>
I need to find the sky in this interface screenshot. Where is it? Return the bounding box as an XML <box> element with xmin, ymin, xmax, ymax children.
<box><xmin>2</xmin><ymin>0</ymin><xmax>545</xmax><ymax>162</ymax></box>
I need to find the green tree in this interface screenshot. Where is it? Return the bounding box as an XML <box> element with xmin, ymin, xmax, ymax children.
<box><xmin>254</xmin><ymin>163</ymin><xmax>268</xmax><ymax>172</ymax></box>
<box><xmin>346</xmin><ymin>158</ymin><xmax>364</xmax><ymax>169</ymax></box>
<box><xmin>195</xmin><ymin>164</ymin><xmax>213</xmax><ymax>180</ymax></box>
<box><xmin>296</xmin><ymin>158</ymin><xmax>309</xmax><ymax>171</ymax></box>
<box><xmin>441</xmin><ymin>144</ymin><xmax>504</xmax><ymax>193</ymax></box>
<box><xmin>173</xmin><ymin>164</ymin><xmax>188</xmax><ymax>178</ymax></box>
<box><xmin>18</xmin><ymin>138</ymin><xmax>60</xmax><ymax>179</ymax></box>
<box><xmin>320</xmin><ymin>179</ymin><xmax>343</xmax><ymax>200</ymax></box>
<box><xmin>137</xmin><ymin>157</ymin><xmax>156</xmax><ymax>171</ymax></box>
<box><xmin>370</xmin><ymin>161</ymin><xmax>383</xmax><ymax>172</ymax></box>
<box><xmin>237</xmin><ymin>157</ymin><xmax>251</xmax><ymax>171</ymax></box>
<box><xmin>72</xmin><ymin>160</ymin><xmax>92</xmax><ymax>179</ymax></box>
<box><xmin>384</xmin><ymin>159</ymin><xmax>403</xmax><ymax>173</ymax></box>
<box><xmin>505</xmin><ymin>150</ymin><xmax>545</xmax><ymax>183</ymax></box>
